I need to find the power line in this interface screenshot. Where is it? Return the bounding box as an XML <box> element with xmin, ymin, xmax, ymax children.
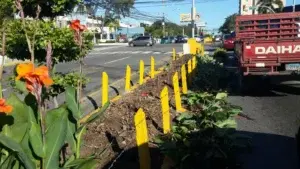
<box><xmin>134</xmin><ymin>0</ymin><xmax>228</xmax><ymax>8</ymax></box>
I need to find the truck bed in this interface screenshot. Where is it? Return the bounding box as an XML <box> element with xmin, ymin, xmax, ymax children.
<box><xmin>235</xmin><ymin>12</ymin><xmax>300</xmax><ymax>75</ymax></box>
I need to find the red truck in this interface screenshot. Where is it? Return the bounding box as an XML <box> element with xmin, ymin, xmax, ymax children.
<box><xmin>235</xmin><ymin>12</ymin><xmax>300</xmax><ymax>78</ymax></box>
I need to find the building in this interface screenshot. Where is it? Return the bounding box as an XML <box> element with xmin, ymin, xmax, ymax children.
<box><xmin>239</xmin><ymin>0</ymin><xmax>286</xmax><ymax>15</ymax></box>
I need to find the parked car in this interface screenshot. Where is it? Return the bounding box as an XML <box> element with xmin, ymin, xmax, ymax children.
<box><xmin>214</xmin><ymin>35</ymin><xmax>221</xmax><ymax>42</ymax></box>
<box><xmin>128</xmin><ymin>36</ymin><xmax>155</xmax><ymax>47</ymax></box>
<box><xmin>175</xmin><ymin>35</ymin><xmax>188</xmax><ymax>43</ymax></box>
<box><xmin>194</xmin><ymin>36</ymin><xmax>201</xmax><ymax>42</ymax></box>
<box><xmin>222</xmin><ymin>34</ymin><xmax>235</xmax><ymax>50</ymax></box>
<box><xmin>161</xmin><ymin>36</ymin><xmax>173</xmax><ymax>44</ymax></box>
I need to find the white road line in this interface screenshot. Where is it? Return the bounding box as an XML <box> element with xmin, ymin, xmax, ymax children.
<box><xmin>132</xmin><ymin>51</ymin><xmax>141</xmax><ymax>54</ymax></box>
<box><xmin>153</xmin><ymin>52</ymin><xmax>161</xmax><ymax>54</ymax></box>
<box><xmin>165</xmin><ymin>51</ymin><xmax>172</xmax><ymax>54</ymax></box>
<box><xmin>104</xmin><ymin>56</ymin><xmax>131</xmax><ymax>64</ymax></box>
<box><xmin>142</xmin><ymin>51</ymin><xmax>152</xmax><ymax>54</ymax></box>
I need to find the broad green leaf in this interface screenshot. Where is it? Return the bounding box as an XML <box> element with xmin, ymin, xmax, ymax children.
<box><xmin>0</xmin><ymin>135</ymin><xmax>35</xmax><ymax>169</ymax></box>
<box><xmin>4</xmin><ymin>93</ymin><xmax>35</xmax><ymax>143</ymax></box>
<box><xmin>65</xmin><ymin>86</ymin><xmax>81</xmax><ymax>120</ymax></box>
<box><xmin>216</xmin><ymin>92</ymin><xmax>227</xmax><ymax>100</ymax></box>
<box><xmin>45</xmin><ymin>106</ymin><xmax>68</xmax><ymax>169</ymax></box>
<box><xmin>82</xmin><ymin>102</ymin><xmax>110</xmax><ymax>124</ymax></box>
<box><xmin>75</xmin><ymin>158</ymin><xmax>97</xmax><ymax>169</ymax></box>
<box><xmin>29</xmin><ymin>122</ymin><xmax>44</xmax><ymax>158</ymax></box>
<box><xmin>176</xmin><ymin>113</ymin><xmax>193</xmax><ymax>122</ymax></box>
<box><xmin>66</xmin><ymin>118</ymin><xmax>76</xmax><ymax>153</ymax></box>
<box><xmin>63</xmin><ymin>156</ymin><xmax>95</xmax><ymax>168</ymax></box>
<box><xmin>214</xmin><ymin>119</ymin><xmax>237</xmax><ymax>128</ymax></box>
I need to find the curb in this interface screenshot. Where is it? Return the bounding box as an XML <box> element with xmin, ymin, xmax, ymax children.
<box><xmin>79</xmin><ymin>55</ymin><xmax>172</xmax><ymax>118</ymax></box>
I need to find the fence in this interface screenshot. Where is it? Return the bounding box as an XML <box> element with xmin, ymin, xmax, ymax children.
<box><xmin>81</xmin><ymin>40</ymin><xmax>204</xmax><ymax>168</ymax></box>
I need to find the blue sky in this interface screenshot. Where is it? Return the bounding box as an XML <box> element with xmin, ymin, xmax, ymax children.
<box><xmin>122</xmin><ymin>0</ymin><xmax>295</xmax><ymax>29</ymax></box>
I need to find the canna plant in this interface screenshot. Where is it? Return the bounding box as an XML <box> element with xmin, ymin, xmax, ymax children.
<box><xmin>0</xmin><ymin>62</ymin><xmax>109</xmax><ymax>169</ymax></box>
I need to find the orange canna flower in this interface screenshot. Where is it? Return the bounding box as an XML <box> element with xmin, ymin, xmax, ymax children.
<box><xmin>0</xmin><ymin>99</ymin><xmax>13</xmax><ymax>114</ymax></box>
<box><xmin>16</xmin><ymin>63</ymin><xmax>53</xmax><ymax>96</ymax></box>
<box><xmin>70</xmin><ymin>19</ymin><xmax>87</xmax><ymax>32</ymax></box>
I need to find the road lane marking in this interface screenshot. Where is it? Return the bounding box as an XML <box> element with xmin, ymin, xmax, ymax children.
<box><xmin>142</xmin><ymin>51</ymin><xmax>152</xmax><ymax>54</ymax></box>
<box><xmin>132</xmin><ymin>51</ymin><xmax>141</xmax><ymax>54</ymax></box>
<box><xmin>153</xmin><ymin>52</ymin><xmax>161</xmax><ymax>54</ymax></box>
<box><xmin>104</xmin><ymin>56</ymin><xmax>131</xmax><ymax>64</ymax></box>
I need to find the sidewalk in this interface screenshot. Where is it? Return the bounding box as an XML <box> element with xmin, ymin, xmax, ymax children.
<box><xmin>94</xmin><ymin>43</ymin><xmax>128</xmax><ymax>46</ymax></box>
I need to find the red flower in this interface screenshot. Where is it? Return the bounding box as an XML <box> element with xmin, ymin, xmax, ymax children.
<box><xmin>70</xmin><ymin>20</ymin><xmax>87</xmax><ymax>32</ymax></box>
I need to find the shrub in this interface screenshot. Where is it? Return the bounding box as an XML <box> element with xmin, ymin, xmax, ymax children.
<box><xmin>213</xmin><ymin>47</ymin><xmax>227</xmax><ymax>58</ymax></box>
<box><xmin>155</xmin><ymin>92</ymin><xmax>250</xmax><ymax>169</ymax></box>
<box><xmin>5</xmin><ymin>20</ymin><xmax>93</xmax><ymax>65</ymax></box>
<box><xmin>192</xmin><ymin>55</ymin><xmax>229</xmax><ymax>91</ymax></box>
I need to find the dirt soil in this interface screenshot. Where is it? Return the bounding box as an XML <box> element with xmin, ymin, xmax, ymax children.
<box><xmin>81</xmin><ymin>55</ymin><xmax>192</xmax><ymax>169</ymax></box>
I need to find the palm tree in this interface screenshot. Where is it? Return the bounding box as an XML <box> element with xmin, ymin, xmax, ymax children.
<box><xmin>257</xmin><ymin>0</ymin><xmax>283</xmax><ymax>14</ymax></box>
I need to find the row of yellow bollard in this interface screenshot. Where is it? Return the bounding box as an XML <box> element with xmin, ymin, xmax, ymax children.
<box><xmin>101</xmin><ymin>48</ymin><xmax>184</xmax><ymax>108</ymax></box>
<box><xmin>134</xmin><ymin>54</ymin><xmax>198</xmax><ymax>169</ymax></box>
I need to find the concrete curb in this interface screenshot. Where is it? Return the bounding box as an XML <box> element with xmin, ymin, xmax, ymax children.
<box><xmin>79</xmin><ymin>55</ymin><xmax>172</xmax><ymax>116</ymax></box>
<box><xmin>94</xmin><ymin>43</ymin><xmax>128</xmax><ymax>46</ymax></box>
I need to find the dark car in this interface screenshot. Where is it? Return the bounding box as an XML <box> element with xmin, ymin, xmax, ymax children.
<box><xmin>128</xmin><ymin>36</ymin><xmax>155</xmax><ymax>47</ymax></box>
<box><xmin>175</xmin><ymin>35</ymin><xmax>188</xmax><ymax>43</ymax></box>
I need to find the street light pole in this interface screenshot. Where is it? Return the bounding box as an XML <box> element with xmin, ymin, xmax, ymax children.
<box><xmin>162</xmin><ymin>0</ymin><xmax>165</xmax><ymax>37</ymax></box>
<box><xmin>293</xmin><ymin>0</ymin><xmax>296</xmax><ymax>12</ymax></box>
<box><xmin>191</xmin><ymin>0</ymin><xmax>195</xmax><ymax>38</ymax></box>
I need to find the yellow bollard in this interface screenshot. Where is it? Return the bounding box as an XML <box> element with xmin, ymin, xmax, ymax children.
<box><xmin>192</xmin><ymin>56</ymin><xmax>197</xmax><ymax>70</ymax></box>
<box><xmin>173</xmin><ymin>72</ymin><xmax>185</xmax><ymax>112</ymax></box>
<box><xmin>135</xmin><ymin>108</ymin><xmax>151</xmax><ymax>169</ymax></box>
<box><xmin>181</xmin><ymin>64</ymin><xmax>188</xmax><ymax>94</ymax></box>
<box><xmin>172</xmin><ymin>48</ymin><xmax>176</xmax><ymax>61</ymax></box>
<box><xmin>102</xmin><ymin>72</ymin><xmax>108</xmax><ymax>107</ymax></box>
<box><xmin>150</xmin><ymin>56</ymin><xmax>155</xmax><ymax>78</ymax></box>
<box><xmin>139</xmin><ymin>60</ymin><xmax>144</xmax><ymax>85</ymax></box>
<box><xmin>187</xmin><ymin>59</ymin><xmax>192</xmax><ymax>83</ymax></box>
<box><xmin>160</xmin><ymin>86</ymin><xmax>170</xmax><ymax>134</ymax></box>
<box><xmin>187</xmin><ymin>38</ymin><xmax>197</xmax><ymax>55</ymax></box>
<box><xmin>125</xmin><ymin>65</ymin><xmax>131</xmax><ymax>92</ymax></box>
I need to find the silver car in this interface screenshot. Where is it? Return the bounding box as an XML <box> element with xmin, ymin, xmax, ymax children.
<box><xmin>128</xmin><ymin>36</ymin><xmax>154</xmax><ymax>47</ymax></box>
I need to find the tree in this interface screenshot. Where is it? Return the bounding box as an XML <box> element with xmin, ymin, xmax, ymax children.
<box><xmin>0</xmin><ymin>0</ymin><xmax>14</xmax><ymax>25</ymax></box>
<box><xmin>21</xmin><ymin>0</ymin><xmax>79</xmax><ymax>19</ymax></box>
<box><xmin>145</xmin><ymin>21</ymin><xmax>183</xmax><ymax>37</ymax></box>
<box><xmin>84</xmin><ymin>0</ymin><xmax>134</xmax><ymax>38</ymax></box>
<box><xmin>257</xmin><ymin>0</ymin><xmax>283</xmax><ymax>13</ymax></box>
<box><xmin>219</xmin><ymin>13</ymin><xmax>237</xmax><ymax>34</ymax></box>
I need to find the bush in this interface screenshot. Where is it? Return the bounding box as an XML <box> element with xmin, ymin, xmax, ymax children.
<box><xmin>155</xmin><ymin>92</ymin><xmax>250</xmax><ymax>169</ymax></box>
<box><xmin>213</xmin><ymin>47</ymin><xmax>227</xmax><ymax>58</ymax></box>
<box><xmin>9</xmin><ymin>72</ymin><xmax>90</xmax><ymax>97</ymax></box>
<box><xmin>192</xmin><ymin>55</ymin><xmax>229</xmax><ymax>91</ymax></box>
<box><xmin>4</xmin><ymin>20</ymin><xmax>93</xmax><ymax>65</ymax></box>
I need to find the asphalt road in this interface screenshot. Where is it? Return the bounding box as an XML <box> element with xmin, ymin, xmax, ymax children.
<box><xmin>212</xmin><ymin>45</ymin><xmax>300</xmax><ymax>169</ymax></box>
<box><xmin>2</xmin><ymin>43</ymin><xmax>183</xmax><ymax>97</ymax></box>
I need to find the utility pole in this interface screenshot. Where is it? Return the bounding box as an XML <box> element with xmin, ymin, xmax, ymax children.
<box><xmin>293</xmin><ymin>0</ymin><xmax>296</xmax><ymax>12</ymax></box>
<box><xmin>162</xmin><ymin>0</ymin><xmax>165</xmax><ymax>37</ymax></box>
<box><xmin>191</xmin><ymin>0</ymin><xmax>195</xmax><ymax>38</ymax></box>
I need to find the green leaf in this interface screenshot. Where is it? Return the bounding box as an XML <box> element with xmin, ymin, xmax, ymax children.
<box><xmin>66</xmin><ymin>118</ymin><xmax>76</xmax><ymax>153</ymax></box>
<box><xmin>45</xmin><ymin>106</ymin><xmax>68</xmax><ymax>169</ymax></box>
<box><xmin>29</xmin><ymin>122</ymin><xmax>44</xmax><ymax>158</ymax></box>
<box><xmin>65</xmin><ymin>86</ymin><xmax>81</xmax><ymax>120</ymax></box>
<box><xmin>214</xmin><ymin>119</ymin><xmax>237</xmax><ymax>128</ymax></box>
<box><xmin>82</xmin><ymin>102</ymin><xmax>110</xmax><ymax>124</ymax></box>
<box><xmin>75</xmin><ymin>158</ymin><xmax>97</xmax><ymax>169</ymax></box>
<box><xmin>4</xmin><ymin>93</ymin><xmax>36</xmax><ymax>143</ymax></box>
<box><xmin>63</xmin><ymin>156</ymin><xmax>95</xmax><ymax>168</ymax></box>
<box><xmin>216</xmin><ymin>92</ymin><xmax>227</xmax><ymax>100</ymax></box>
<box><xmin>176</xmin><ymin>113</ymin><xmax>193</xmax><ymax>122</ymax></box>
<box><xmin>0</xmin><ymin>135</ymin><xmax>35</xmax><ymax>169</ymax></box>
